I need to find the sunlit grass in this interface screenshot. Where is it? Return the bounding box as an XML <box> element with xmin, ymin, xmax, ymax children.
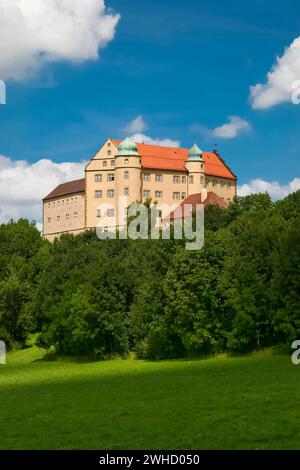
<box><xmin>0</xmin><ymin>347</ymin><xmax>299</xmax><ymax>450</ymax></box>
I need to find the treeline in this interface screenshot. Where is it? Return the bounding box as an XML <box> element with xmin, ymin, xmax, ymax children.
<box><xmin>0</xmin><ymin>191</ymin><xmax>300</xmax><ymax>359</ymax></box>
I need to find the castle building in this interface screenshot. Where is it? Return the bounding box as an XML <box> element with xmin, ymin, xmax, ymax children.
<box><xmin>43</xmin><ymin>138</ymin><xmax>237</xmax><ymax>241</ymax></box>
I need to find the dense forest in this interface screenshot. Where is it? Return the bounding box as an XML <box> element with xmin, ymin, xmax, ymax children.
<box><xmin>0</xmin><ymin>191</ymin><xmax>299</xmax><ymax>359</ymax></box>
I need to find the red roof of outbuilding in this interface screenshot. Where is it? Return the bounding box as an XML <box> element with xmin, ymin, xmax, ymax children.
<box><xmin>164</xmin><ymin>191</ymin><xmax>228</xmax><ymax>221</ymax></box>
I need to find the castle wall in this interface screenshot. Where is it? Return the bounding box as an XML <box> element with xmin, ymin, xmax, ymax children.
<box><xmin>43</xmin><ymin>192</ymin><xmax>85</xmax><ymax>241</ymax></box>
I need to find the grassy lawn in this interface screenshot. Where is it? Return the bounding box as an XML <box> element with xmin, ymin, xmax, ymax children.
<box><xmin>0</xmin><ymin>347</ymin><xmax>299</xmax><ymax>450</ymax></box>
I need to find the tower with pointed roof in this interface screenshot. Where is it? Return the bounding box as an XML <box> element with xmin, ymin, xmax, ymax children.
<box><xmin>185</xmin><ymin>143</ymin><xmax>205</xmax><ymax>197</ymax></box>
<box><xmin>115</xmin><ymin>138</ymin><xmax>142</xmax><ymax>227</ymax></box>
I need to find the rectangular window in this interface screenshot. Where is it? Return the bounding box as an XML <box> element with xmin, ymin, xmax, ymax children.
<box><xmin>221</xmin><ymin>181</ymin><xmax>225</xmax><ymax>187</ymax></box>
<box><xmin>107</xmin><ymin>150</ymin><xmax>111</xmax><ymax>156</ymax></box>
<box><xmin>143</xmin><ymin>190</ymin><xmax>150</xmax><ymax>198</ymax></box>
<box><xmin>47</xmin><ymin>217</ymin><xmax>51</xmax><ymax>222</ymax></box>
<box><xmin>74</xmin><ymin>212</ymin><xmax>78</xmax><ymax>218</ymax></box>
<box><xmin>111</xmin><ymin>160</ymin><xmax>115</xmax><ymax>166</ymax></box>
<box><xmin>182</xmin><ymin>176</ymin><xmax>186</xmax><ymax>184</ymax></box>
<box><xmin>124</xmin><ymin>187</ymin><xmax>129</xmax><ymax>196</ymax></box>
<box><xmin>155</xmin><ymin>191</ymin><xmax>162</xmax><ymax>198</ymax></box>
<box><xmin>107</xmin><ymin>189</ymin><xmax>114</xmax><ymax>198</ymax></box>
<box><xmin>107</xmin><ymin>209</ymin><xmax>115</xmax><ymax>217</ymax></box>
<box><xmin>103</xmin><ymin>160</ymin><xmax>107</xmax><ymax>167</ymax></box>
<box><xmin>95</xmin><ymin>190</ymin><xmax>102</xmax><ymax>198</ymax></box>
<box><xmin>181</xmin><ymin>192</ymin><xmax>186</xmax><ymax>200</ymax></box>
<box><xmin>56</xmin><ymin>215</ymin><xmax>60</xmax><ymax>221</ymax></box>
<box><xmin>227</xmin><ymin>182</ymin><xmax>231</xmax><ymax>189</ymax></box>
<box><xmin>143</xmin><ymin>173</ymin><xmax>150</xmax><ymax>181</ymax></box>
<box><xmin>95</xmin><ymin>174</ymin><xmax>102</xmax><ymax>182</ymax></box>
<box><xmin>173</xmin><ymin>175</ymin><xmax>180</xmax><ymax>184</ymax></box>
<box><xmin>124</xmin><ymin>171</ymin><xmax>129</xmax><ymax>179</ymax></box>
<box><xmin>155</xmin><ymin>174</ymin><xmax>163</xmax><ymax>182</ymax></box>
<box><xmin>212</xmin><ymin>179</ymin><xmax>217</xmax><ymax>187</ymax></box>
<box><xmin>189</xmin><ymin>175</ymin><xmax>194</xmax><ymax>184</ymax></box>
<box><xmin>205</xmin><ymin>178</ymin><xmax>209</xmax><ymax>186</ymax></box>
<box><xmin>173</xmin><ymin>192</ymin><xmax>180</xmax><ymax>200</ymax></box>
<box><xmin>96</xmin><ymin>209</ymin><xmax>101</xmax><ymax>218</ymax></box>
<box><xmin>107</xmin><ymin>173</ymin><xmax>115</xmax><ymax>181</ymax></box>
<box><xmin>66</xmin><ymin>214</ymin><xmax>70</xmax><ymax>220</ymax></box>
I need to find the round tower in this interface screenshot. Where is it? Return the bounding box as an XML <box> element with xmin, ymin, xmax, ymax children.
<box><xmin>115</xmin><ymin>137</ymin><xmax>142</xmax><ymax>228</ymax></box>
<box><xmin>186</xmin><ymin>143</ymin><xmax>205</xmax><ymax>196</ymax></box>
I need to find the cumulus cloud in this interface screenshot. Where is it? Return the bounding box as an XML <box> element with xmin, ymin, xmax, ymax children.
<box><xmin>0</xmin><ymin>0</ymin><xmax>120</xmax><ymax>81</ymax></box>
<box><xmin>238</xmin><ymin>178</ymin><xmax>300</xmax><ymax>200</ymax></box>
<box><xmin>125</xmin><ymin>116</ymin><xmax>147</xmax><ymax>134</ymax></box>
<box><xmin>211</xmin><ymin>116</ymin><xmax>251</xmax><ymax>139</ymax></box>
<box><xmin>250</xmin><ymin>36</ymin><xmax>300</xmax><ymax>109</ymax></box>
<box><xmin>0</xmin><ymin>155</ymin><xmax>86</xmax><ymax>225</ymax></box>
<box><xmin>130</xmin><ymin>133</ymin><xmax>180</xmax><ymax>147</ymax></box>
<box><xmin>191</xmin><ymin>116</ymin><xmax>251</xmax><ymax>140</ymax></box>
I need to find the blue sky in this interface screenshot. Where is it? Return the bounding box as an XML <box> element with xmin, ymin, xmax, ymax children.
<box><xmin>0</xmin><ymin>0</ymin><xmax>299</xmax><ymax>223</ymax></box>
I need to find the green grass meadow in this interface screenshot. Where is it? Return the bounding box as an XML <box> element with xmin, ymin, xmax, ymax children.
<box><xmin>0</xmin><ymin>347</ymin><xmax>300</xmax><ymax>450</ymax></box>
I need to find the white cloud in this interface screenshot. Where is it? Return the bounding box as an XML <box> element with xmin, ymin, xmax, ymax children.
<box><xmin>130</xmin><ymin>133</ymin><xmax>180</xmax><ymax>147</ymax></box>
<box><xmin>238</xmin><ymin>178</ymin><xmax>300</xmax><ymax>200</ymax></box>
<box><xmin>0</xmin><ymin>0</ymin><xmax>120</xmax><ymax>81</ymax></box>
<box><xmin>0</xmin><ymin>155</ymin><xmax>86</xmax><ymax>225</ymax></box>
<box><xmin>211</xmin><ymin>116</ymin><xmax>251</xmax><ymax>139</ymax></box>
<box><xmin>125</xmin><ymin>116</ymin><xmax>147</xmax><ymax>134</ymax></box>
<box><xmin>250</xmin><ymin>36</ymin><xmax>300</xmax><ymax>109</ymax></box>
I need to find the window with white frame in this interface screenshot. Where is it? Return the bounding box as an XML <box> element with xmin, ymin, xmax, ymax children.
<box><xmin>107</xmin><ymin>173</ymin><xmax>115</xmax><ymax>181</ymax></box>
<box><xmin>95</xmin><ymin>174</ymin><xmax>102</xmax><ymax>182</ymax></box>
<box><xmin>96</xmin><ymin>209</ymin><xmax>101</xmax><ymax>218</ymax></box>
<box><xmin>173</xmin><ymin>192</ymin><xmax>180</xmax><ymax>200</ymax></box>
<box><xmin>95</xmin><ymin>190</ymin><xmax>102</xmax><ymax>198</ymax></box>
<box><xmin>124</xmin><ymin>187</ymin><xmax>129</xmax><ymax>196</ymax></box>
<box><xmin>124</xmin><ymin>171</ymin><xmax>129</xmax><ymax>179</ymax></box>
<box><xmin>173</xmin><ymin>175</ymin><xmax>180</xmax><ymax>184</ymax></box>
<box><xmin>107</xmin><ymin>189</ymin><xmax>114</xmax><ymax>198</ymax></box>
<box><xmin>143</xmin><ymin>190</ymin><xmax>150</xmax><ymax>198</ymax></box>
<box><xmin>182</xmin><ymin>176</ymin><xmax>186</xmax><ymax>184</ymax></box>
<box><xmin>107</xmin><ymin>209</ymin><xmax>115</xmax><ymax>217</ymax></box>
<box><xmin>155</xmin><ymin>190</ymin><xmax>162</xmax><ymax>198</ymax></box>
<box><xmin>155</xmin><ymin>174</ymin><xmax>163</xmax><ymax>182</ymax></box>
<box><xmin>143</xmin><ymin>173</ymin><xmax>150</xmax><ymax>181</ymax></box>
<box><xmin>189</xmin><ymin>175</ymin><xmax>194</xmax><ymax>184</ymax></box>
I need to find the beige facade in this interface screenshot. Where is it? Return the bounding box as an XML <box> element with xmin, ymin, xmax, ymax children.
<box><xmin>43</xmin><ymin>192</ymin><xmax>85</xmax><ymax>241</ymax></box>
<box><xmin>43</xmin><ymin>138</ymin><xmax>237</xmax><ymax>240</ymax></box>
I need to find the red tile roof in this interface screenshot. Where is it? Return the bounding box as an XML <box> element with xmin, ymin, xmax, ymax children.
<box><xmin>164</xmin><ymin>191</ymin><xmax>228</xmax><ymax>221</ymax></box>
<box><xmin>43</xmin><ymin>178</ymin><xmax>85</xmax><ymax>201</ymax></box>
<box><xmin>113</xmin><ymin>140</ymin><xmax>236</xmax><ymax>179</ymax></box>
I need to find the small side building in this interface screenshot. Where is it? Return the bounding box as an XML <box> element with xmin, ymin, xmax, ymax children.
<box><xmin>43</xmin><ymin>178</ymin><xmax>86</xmax><ymax>242</ymax></box>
